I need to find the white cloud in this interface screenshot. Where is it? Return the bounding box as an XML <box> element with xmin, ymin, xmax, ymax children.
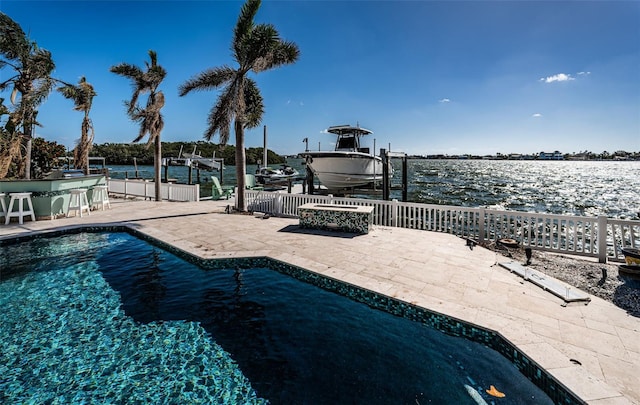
<box><xmin>577</xmin><ymin>71</ymin><xmax>591</xmax><ymax>76</ymax></box>
<box><xmin>532</xmin><ymin>113</ymin><xmax>543</xmax><ymax>118</ymax></box>
<box><xmin>539</xmin><ymin>73</ymin><xmax>574</xmax><ymax>83</ymax></box>
<box><xmin>439</xmin><ymin>98</ymin><xmax>451</xmax><ymax>103</ymax></box>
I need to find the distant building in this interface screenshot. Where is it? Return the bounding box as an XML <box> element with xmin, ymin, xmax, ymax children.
<box><xmin>538</xmin><ymin>151</ymin><xmax>563</xmax><ymax>160</ymax></box>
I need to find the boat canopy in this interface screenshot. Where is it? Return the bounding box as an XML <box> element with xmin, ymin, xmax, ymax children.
<box><xmin>327</xmin><ymin>125</ymin><xmax>373</xmax><ymax>136</ymax></box>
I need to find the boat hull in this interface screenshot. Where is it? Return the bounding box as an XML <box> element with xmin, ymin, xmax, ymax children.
<box><xmin>304</xmin><ymin>152</ymin><xmax>388</xmax><ymax>190</ymax></box>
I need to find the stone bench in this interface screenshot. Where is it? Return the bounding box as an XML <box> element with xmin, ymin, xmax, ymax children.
<box><xmin>298</xmin><ymin>203</ymin><xmax>375</xmax><ymax>234</ymax></box>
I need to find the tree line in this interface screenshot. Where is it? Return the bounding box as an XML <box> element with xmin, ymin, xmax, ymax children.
<box><xmin>91</xmin><ymin>141</ymin><xmax>285</xmax><ymax>166</ymax></box>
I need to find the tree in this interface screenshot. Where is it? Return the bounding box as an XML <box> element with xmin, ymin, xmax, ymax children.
<box><xmin>57</xmin><ymin>76</ymin><xmax>97</xmax><ymax>173</ymax></box>
<box><xmin>31</xmin><ymin>137</ymin><xmax>66</xmax><ymax>177</ymax></box>
<box><xmin>0</xmin><ymin>12</ymin><xmax>56</xmax><ymax>179</ymax></box>
<box><xmin>179</xmin><ymin>0</ymin><xmax>299</xmax><ymax>211</ymax></box>
<box><xmin>110</xmin><ymin>50</ymin><xmax>166</xmax><ymax>201</ymax></box>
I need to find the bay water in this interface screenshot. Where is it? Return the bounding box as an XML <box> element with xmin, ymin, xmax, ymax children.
<box><xmin>106</xmin><ymin>160</ymin><xmax>639</xmax><ymax>220</ymax></box>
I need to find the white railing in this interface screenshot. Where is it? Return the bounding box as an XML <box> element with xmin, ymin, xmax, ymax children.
<box><xmin>108</xmin><ymin>179</ymin><xmax>199</xmax><ymax>202</ymax></box>
<box><xmin>242</xmin><ymin>190</ymin><xmax>640</xmax><ymax>263</ymax></box>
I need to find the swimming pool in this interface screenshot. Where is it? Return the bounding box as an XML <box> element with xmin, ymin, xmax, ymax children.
<box><xmin>0</xmin><ymin>230</ymin><xmax>580</xmax><ymax>404</ymax></box>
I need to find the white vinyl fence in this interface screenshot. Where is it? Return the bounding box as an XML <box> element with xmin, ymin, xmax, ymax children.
<box><xmin>108</xmin><ymin>179</ymin><xmax>199</xmax><ymax>202</ymax></box>
<box><xmin>243</xmin><ymin>190</ymin><xmax>639</xmax><ymax>263</ymax></box>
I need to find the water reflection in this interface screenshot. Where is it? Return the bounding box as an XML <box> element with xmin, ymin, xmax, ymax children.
<box><xmin>399</xmin><ymin>160</ymin><xmax>639</xmax><ymax>219</ymax></box>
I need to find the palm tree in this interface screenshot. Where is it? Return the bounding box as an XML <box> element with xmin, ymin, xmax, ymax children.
<box><xmin>179</xmin><ymin>0</ymin><xmax>299</xmax><ymax>211</ymax></box>
<box><xmin>110</xmin><ymin>50</ymin><xmax>166</xmax><ymax>202</ymax></box>
<box><xmin>0</xmin><ymin>12</ymin><xmax>56</xmax><ymax>179</ymax></box>
<box><xmin>57</xmin><ymin>77</ymin><xmax>97</xmax><ymax>173</ymax></box>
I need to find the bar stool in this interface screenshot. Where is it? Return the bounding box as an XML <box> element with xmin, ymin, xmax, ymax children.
<box><xmin>92</xmin><ymin>185</ymin><xmax>111</xmax><ymax>211</ymax></box>
<box><xmin>67</xmin><ymin>189</ymin><xmax>91</xmax><ymax>218</ymax></box>
<box><xmin>5</xmin><ymin>192</ymin><xmax>36</xmax><ymax>225</ymax></box>
<box><xmin>0</xmin><ymin>192</ymin><xmax>7</xmax><ymax>223</ymax></box>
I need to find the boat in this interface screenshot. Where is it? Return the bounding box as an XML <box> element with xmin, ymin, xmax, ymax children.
<box><xmin>255</xmin><ymin>164</ymin><xmax>300</xmax><ymax>185</ymax></box>
<box><xmin>301</xmin><ymin>124</ymin><xmax>391</xmax><ymax>190</ymax></box>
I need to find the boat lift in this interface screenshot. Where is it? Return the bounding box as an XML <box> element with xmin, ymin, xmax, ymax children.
<box><xmin>161</xmin><ymin>145</ymin><xmax>224</xmax><ymax>185</ymax></box>
<box><xmin>381</xmin><ymin>149</ymin><xmax>408</xmax><ymax>202</ymax></box>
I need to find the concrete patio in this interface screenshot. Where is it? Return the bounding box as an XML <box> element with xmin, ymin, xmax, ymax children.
<box><xmin>1</xmin><ymin>197</ymin><xmax>638</xmax><ymax>404</ymax></box>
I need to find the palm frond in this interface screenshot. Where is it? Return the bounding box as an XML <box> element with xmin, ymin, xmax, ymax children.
<box><xmin>243</xmin><ymin>78</ymin><xmax>263</xmax><ymax>129</ymax></box>
<box><xmin>110</xmin><ymin>63</ymin><xmax>146</xmax><ymax>112</ymax></box>
<box><xmin>29</xmin><ymin>48</ymin><xmax>55</xmax><ymax>77</ymax></box>
<box><xmin>29</xmin><ymin>77</ymin><xmax>56</xmax><ymax>107</ymax></box>
<box><xmin>58</xmin><ymin>78</ymin><xmax>96</xmax><ymax>112</ymax></box>
<box><xmin>271</xmin><ymin>40</ymin><xmax>301</xmax><ymax>67</ymax></box>
<box><xmin>0</xmin><ymin>12</ymin><xmax>30</xmax><ymax>60</ymax></box>
<box><xmin>57</xmin><ymin>83</ymin><xmax>78</xmax><ymax>100</ymax></box>
<box><xmin>178</xmin><ymin>66</ymin><xmax>235</xmax><ymax>96</ymax></box>
<box><xmin>233</xmin><ymin>0</ymin><xmax>261</xmax><ymax>57</ymax></box>
<box><xmin>249</xmin><ymin>25</ymin><xmax>300</xmax><ymax>73</ymax></box>
<box><xmin>204</xmin><ymin>85</ymin><xmax>235</xmax><ymax>143</ymax></box>
<box><xmin>110</xmin><ymin>63</ymin><xmax>144</xmax><ymax>80</ymax></box>
<box><xmin>130</xmin><ymin>90</ymin><xmax>164</xmax><ymax>145</ymax></box>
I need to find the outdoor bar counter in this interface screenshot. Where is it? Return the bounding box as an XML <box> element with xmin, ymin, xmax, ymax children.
<box><xmin>0</xmin><ymin>174</ymin><xmax>106</xmax><ymax>220</ymax></box>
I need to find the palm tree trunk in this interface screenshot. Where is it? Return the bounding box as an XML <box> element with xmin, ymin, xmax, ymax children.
<box><xmin>154</xmin><ymin>136</ymin><xmax>161</xmax><ymax>201</ymax></box>
<box><xmin>23</xmin><ymin>110</ymin><xmax>33</xmax><ymax>179</ymax></box>
<box><xmin>23</xmin><ymin>136</ymin><xmax>32</xmax><ymax>179</ymax></box>
<box><xmin>235</xmin><ymin>120</ymin><xmax>247</xmax><ymax>211</ymax></box>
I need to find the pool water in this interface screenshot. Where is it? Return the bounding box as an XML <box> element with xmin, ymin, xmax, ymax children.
<box><xmin>1</xmin><ymin>232</ymin><xmax>555</xmax><ymax>404</ymax></box>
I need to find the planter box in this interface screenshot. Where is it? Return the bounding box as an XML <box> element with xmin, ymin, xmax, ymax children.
<box><xmin>0</xmin><ymin>175</ymin><xmax>106</xmax><ymax>220</ymax></box>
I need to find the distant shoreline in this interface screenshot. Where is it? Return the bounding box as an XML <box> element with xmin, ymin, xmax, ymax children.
<box><xmin>401</xmin><ymin>155</ymin><xmax>640</xmax><ymax>161</ymax></box>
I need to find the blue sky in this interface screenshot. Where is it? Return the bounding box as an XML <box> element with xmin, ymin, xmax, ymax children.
<box><xmin>1</xmin><ymin>0</ymin><xmax>639</xmax><ymax>156</ymax></box>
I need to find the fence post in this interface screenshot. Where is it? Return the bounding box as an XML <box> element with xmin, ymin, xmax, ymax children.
<box><xmin>392</xmin><ymin>199</ymin><xmax>399</xmax><ymax>227</ymax></box>
<box><xmin>478</xmin><ymin>207</ymin><xmax>485</xmax><ymax>243</ymax></box>
<box><xmin>597</xmin><ymin>215</ymin><xmax>608</xmax><ymax>263</ymax></box>
<box><xmin>328</xmin><ymin>194</ymin><xmax>334</xmax><ymax>204</ymax></box>
<box><xmin>275</xmin><ymin>193</ymin><xmax>283</xmax><ymax>215</ymax></box>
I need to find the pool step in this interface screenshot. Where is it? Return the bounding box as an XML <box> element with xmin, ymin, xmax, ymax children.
<box><xmin>499</xmin><ymin>261</ymin><xmax>591</xmax><ymax>304</ymax></box>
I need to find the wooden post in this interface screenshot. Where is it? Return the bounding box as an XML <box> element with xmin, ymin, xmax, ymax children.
<box><xmin>306</xmin><ymin>166</ymin><xmax>315</xmax><ymax>195</ymax></box>
<box><xmin>263</xmin><ymin>125</ymin><xmax>268</xmax><ymax>169</ymax></box>
<box><xmin>402</xmin><ymin>155</ymin><xmax>408</xmax><ymax>202</ymax></box>
<box><xmin>381</xmin><ymin>148</ymin><xmax>389</xmax><ymax>200</ymax></box>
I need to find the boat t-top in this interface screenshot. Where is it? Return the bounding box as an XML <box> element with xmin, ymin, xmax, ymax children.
<box><xmin>301</xmin><ymin>124</ymin><xmax>391</xmax><ymax>191</ymax></box>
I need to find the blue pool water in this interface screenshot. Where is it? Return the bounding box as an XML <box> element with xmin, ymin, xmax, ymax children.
<box><xmin>0</xmin><ymin>232</ymin><xmax>558</xmax><ymax>404</ymax></box>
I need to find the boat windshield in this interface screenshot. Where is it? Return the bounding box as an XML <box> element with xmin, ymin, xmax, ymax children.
<box><xmin>336</xmin><ymin>136</ymin><xmax>357</xmax><ymax>151</ymax></box>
